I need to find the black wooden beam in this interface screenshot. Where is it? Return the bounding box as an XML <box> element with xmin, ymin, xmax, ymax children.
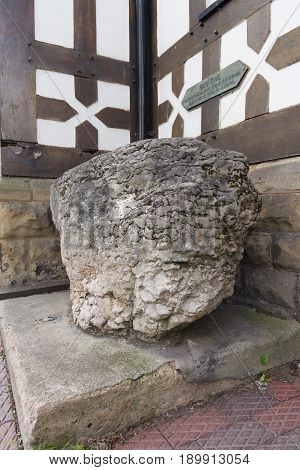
<box><xmin>0</xmin><ymin>280</ymin><xmax>70</xmax><ymax>301</ymax></box>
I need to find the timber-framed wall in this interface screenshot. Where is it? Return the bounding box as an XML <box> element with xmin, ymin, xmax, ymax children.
<box><xmin>0</xmin><ymin>0</ymin><xmax>138</xmax><ymax>178</ymax></box>
<box><xmin>0</xmin><ymin>0</ymin><xmax>139</xmax><ymax>291</ymax></box>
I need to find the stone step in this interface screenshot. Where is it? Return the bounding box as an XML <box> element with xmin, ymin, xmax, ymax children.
<box><xmin>0</xmin><ymin>291</ymin><xmax>300</xmax><ymax>448</ymax></box>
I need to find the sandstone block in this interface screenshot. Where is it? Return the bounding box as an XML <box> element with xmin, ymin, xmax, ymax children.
<box><xmin>51</xmin><ymin>138</ymin><xmax>260</xmax><ymax>340</ymax></box>
<box><xmin>0</xmin><ymin>177</ymin><xmax>31</xmax><ymax>202</ymax></box>
<box><xmin>243</xmin><ymin>265</ymin><xmax>297</xmax><ymax>309</ymax></box>
<box><xmin>0</xmin><ymin>201</ymin><xmax>55</xmax><ymax>239</ymax></box>
<box><xmin>244</xmin><ymin>232</ymin><xmax>272</xmax><ymax>266</ymax></box>
<box><xmin>254</xmin><ymin>193</ymin><xmax>300</xmax><ymax>232</ymax></box>
<box><xmin>30</xmin><ymin>179</ymin><xmax>54</xmax><ymax>202</ymax></box>
<box><xmin>249</xmin><ymin>156</ymin><xmax>300</xmax><ymax>193</ymax></box>
<box><xmin>28</xmin><ymin>238</ymin><xmax>67</xmax><ymax>283</ymax></box>
<box><xmin>0</xmin><ymin>239</ymin><xmax>30</xmax><ymax>288</ymax></box>
<box><xmin>0</xmin><ymin>237</ymin><xmax>67</xmax><ymax>288</ymax></box>
<box><xmin>273</xmin><ymin>235</ymin><xmax>300</xmax><ymax>271</ymax></box>
<box><xmin>28</xmin><ymin>238</ymin><xmax>62</xmax><ymax>262</ymax></box>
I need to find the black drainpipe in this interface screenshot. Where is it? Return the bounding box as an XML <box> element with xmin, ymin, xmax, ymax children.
<box><xmin>135</xmin><ymin>0</ymin><xmax>153</xmax><ymax>141</ymax></box>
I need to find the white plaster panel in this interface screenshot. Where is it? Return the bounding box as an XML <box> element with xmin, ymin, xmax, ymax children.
<box><xmin>158</xmin><ymin>73</ymin><xmax>172</xmax><ymax>105</ymax></box>
<box><xmin>184</xmin><ymin>51</ymin><xmax>203</xmax><ymax>87</ymax></box>
<box><xmin>269</xmin><ymin>62</ymin><xmax>300</xmax><ymax>112</ymax></box>
<box><xmin>36</xmin><ymin>70</ymin><xmax>76</xmax><ymax>104</ymax></box>
<box><xmin>97</xmin><ymin>82</ymin><xmax>130</xmax><ymax>111</ymax></box>
<box><xmin>34</xmin><ymin>0</ymin><xmax>74</xmax><ymax>48</ymax></box>
<box><xmin>271</xmin><ymin>0</ymin><xmax>300</xmax><ymax>36</ymax></box>
<box><xmin>157</xmin><ymin>0</ymin><xmax>189</xmax><ymax>56</ymax></box>
<box><xmin>96</xmin><ymin>0</ymin><xmax>129</xmax><ymax>61</ymax></box>
<box><xmin>206</xmin><ymin>0</ymin><xmax>216</xmax><ymax>7</ymax></box>
<box><xmin>37</xmin><ymin>120</ymin><xmax>75</xmax><ymax>148</ymax></box>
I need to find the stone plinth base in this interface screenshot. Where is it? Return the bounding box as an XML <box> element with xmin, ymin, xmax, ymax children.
<box><xmin>1</xmin><ymin>292</ymin><xmax>300</xmax><ymax>448</ymax></box>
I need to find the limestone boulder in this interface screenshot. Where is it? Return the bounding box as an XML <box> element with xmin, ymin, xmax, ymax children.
<box><xmin>51</xmin><ymin>138</ymin><xmax>261</xmax><ymax>340</ymax></box>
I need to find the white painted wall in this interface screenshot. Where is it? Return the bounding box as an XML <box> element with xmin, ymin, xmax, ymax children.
<box><xmin>157</xmin><ymin>0</ymin><xmax>189</xmax><ymax>56</ymax></box>
<box><xmin>96</xmin><ymin>0</ymin><xmax>130</xmax><ymax>61</ymax></box>
<box><xmin>34</xmin><ymin>0</ymin><xmax>74</xmax><ymax>49</ymax></box>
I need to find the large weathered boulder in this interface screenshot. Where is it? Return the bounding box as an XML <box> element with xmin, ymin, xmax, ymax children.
<box><xmin>51</xmin><ymin>138</ymin><xmax>261</xmax><ymax>340</ymax></box>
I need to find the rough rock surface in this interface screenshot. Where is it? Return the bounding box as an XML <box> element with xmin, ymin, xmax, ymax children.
<box><xmin>51</xmin><ymin>138</ymin><xmax>261</xmax><ymax>340</ymax></box>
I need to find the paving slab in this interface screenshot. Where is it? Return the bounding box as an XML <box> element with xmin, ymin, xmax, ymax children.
<box><xmin>0</xmin><ymin>291</ymin><xmax>300</xmax><ymax>448</ymax></box>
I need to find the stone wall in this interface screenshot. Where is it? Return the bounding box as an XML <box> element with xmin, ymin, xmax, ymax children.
<box><xmin>0</xmin><ymin>177</ymin><xmax>67</xmax><ymax>289</ymax></box>
<box><xmin>235</xmin><ymin>157</ymin><xmax>300</xmax><ymax>322</ymax></box>
<box><xmin>1</xmin><ymin>157</ymin><xmax>299</xmax><ymax>327</ymax></box>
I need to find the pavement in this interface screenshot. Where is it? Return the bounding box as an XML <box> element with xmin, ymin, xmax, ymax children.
<box><xmin>115</xmin><ymin>372</ymin><xmax>300</xmax><ymax>450</ymax></box>
<box><xmin>0</xmin><ymin>336</ymin><xmax>18</xmax><ymax>450</ymax></box>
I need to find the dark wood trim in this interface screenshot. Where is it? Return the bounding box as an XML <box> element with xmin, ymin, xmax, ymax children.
<box><xmin>33</xmin><ymin>41</ymin><xmax>131</xmax><ymax>85</ymax></box>
<box><xmin>0</xmin><ymin>280</ymin><xmax>70</xmax><ymax>301</ymax></box>
<box><xmin>189</xmin><ymin>0</ymin><xmax>206</xmax><ymax>29</ymax></box>
<box><xmin>201</xmin><ymin>38</ymin><xmax>221</xmax><ymax>134</ymax></box>
<box><xmin>158</xmin><ymin>0</ymin><xmax>271</xmax><ymax>80</ymax></box>
<box><xmin>0</xmin><ymin>144</ymin><xmax>103</xmax><ymax>178</ymax></box>
<box><xmin>172</xmin><ymin>63</ymin><xmax>185</xmax><ymax>98</ymax></box>
<box><xmin>96</xmin><ymin>108</ymin><xmax>131</xmax><ymax>130</ymax></box>
<box><xmin>75</xmin><ymin>76</ymin><xmax>98</xmax><ymax>107</ymax></box>
<box><xmin>266</xmin><ymin>26</ymin><xmax>300</xmax><ymax>70</ymax></box>
<box><xmin>247</xmin><ymin>3</ymin><xmax>271</xmax><ymax>53</ymax></box>
<box><xmin>151</xmin><ymin>0</ymin><xmax>158</xmax><ymax>138</ymax></box>
<box><xmin>0</xmin><ymin>0</ymin><xmax>36</xmax><ymax>142</ymax></box>
<box><xmin>172</xmin><ymin>114</ymin><xmax>184</xmax><ymax>137</ymax></box>
<box><xmin>74</xmin><ymin>0</ymin><xmax>97</xmax><ymax>53</ymax></box>
<box><xmin>245</xmin><ymin>75</ymin><xmax>269</xmax><ymax>120</ymax></box>
<box><xmin>37</xmin><ymin>96</ymin><xmax>78</xmax><ymax>122</ymax></box>
<box><xmin>203</xmin><ymin>103</ymin><xmax>300</xmax><ymax>164</ymax></box>
<box><xmin>157</xmin><ymin>101</ymin><xmax>173</xmax><ymax>126</ymax></box>
<box><xmin>129</xmin><ymin>0</ymin><xmax>139</xmax><ymax>141</ymax></box>
<box><xmin>76</xmin><ymin>121</ymin><xmax>98</xmax><ymax>151</ymax></box>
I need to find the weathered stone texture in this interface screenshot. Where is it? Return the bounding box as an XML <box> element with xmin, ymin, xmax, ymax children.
<box><xmin>51</xmin><ymin>138</ymin><xmax>260</xmax><ymax>340</ymax></box>
<box><xmin>0</xmin><ymin>239</ymin><xmax>28</xmax><ymax>287</ymax></box>
<box><xmin>245</xmin><ymin>232</ymin><xmax>272</xmax><ymax>266</ymax></box>
<box><xmin>0</xmin><ymin>238</ymin><xmax>66</xmax><ymax>288</ymax></box>
<box><xmin>0</xmin><ymin>201</ymin><xmax>54</xmax><ymax>239</ymax></box>
<box><xmin>243</xmin><ymin>265</ymin><xmax>297</xmax><ymax>310</ymax></box>
<box><xmin>0</xmin><ymin>177</ymin><xmax>31</xmax><ymax>202</ymax></box>
<box><xmin>249</xmin><ymin>157</ymin><xmax>300</xmax><ymax>193</ymax></box>
<box><xmin>273</xmin><ymin>235</ymin><xmax>300</xmax><ymax>271</ymax></box>
<box><xmin>29</xmin><ymin>179</ymin><xmax>53</xmax><ymax>202</ymax></box>
<box><xmin>255</xmin><ymin>193</ymin><xmax>300</xmax><ymax>232</ymax></box>
<box><xmin>0</xmin><ymin>177</ymin><xmax>67</xmax><ymax>289</ymax></box>
<box><xmin>234</xmin><ymin>157</ymin><xmax>300</xmax><ymax>322</ymax></box>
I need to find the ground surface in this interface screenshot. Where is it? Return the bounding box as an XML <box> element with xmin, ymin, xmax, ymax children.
<box><xmin>0</xmin><ymin>336</ymin><xmax>18</xmax><ymax>450</ymax></box>
<box><xmin>1</xmin><ymin>332</ymin><xmax>300</xmax><ymax>450</ymax></box>
<box><xmin>114</xmin><ymin>365</ymin><xmax>300</xmax><ymax>450</ymax></box>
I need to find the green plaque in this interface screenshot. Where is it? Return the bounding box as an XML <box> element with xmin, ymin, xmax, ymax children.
<box><xmin>182</xmin><ymin>60</ymin><xmax>249</xmax><ymax>111</ymax></box>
